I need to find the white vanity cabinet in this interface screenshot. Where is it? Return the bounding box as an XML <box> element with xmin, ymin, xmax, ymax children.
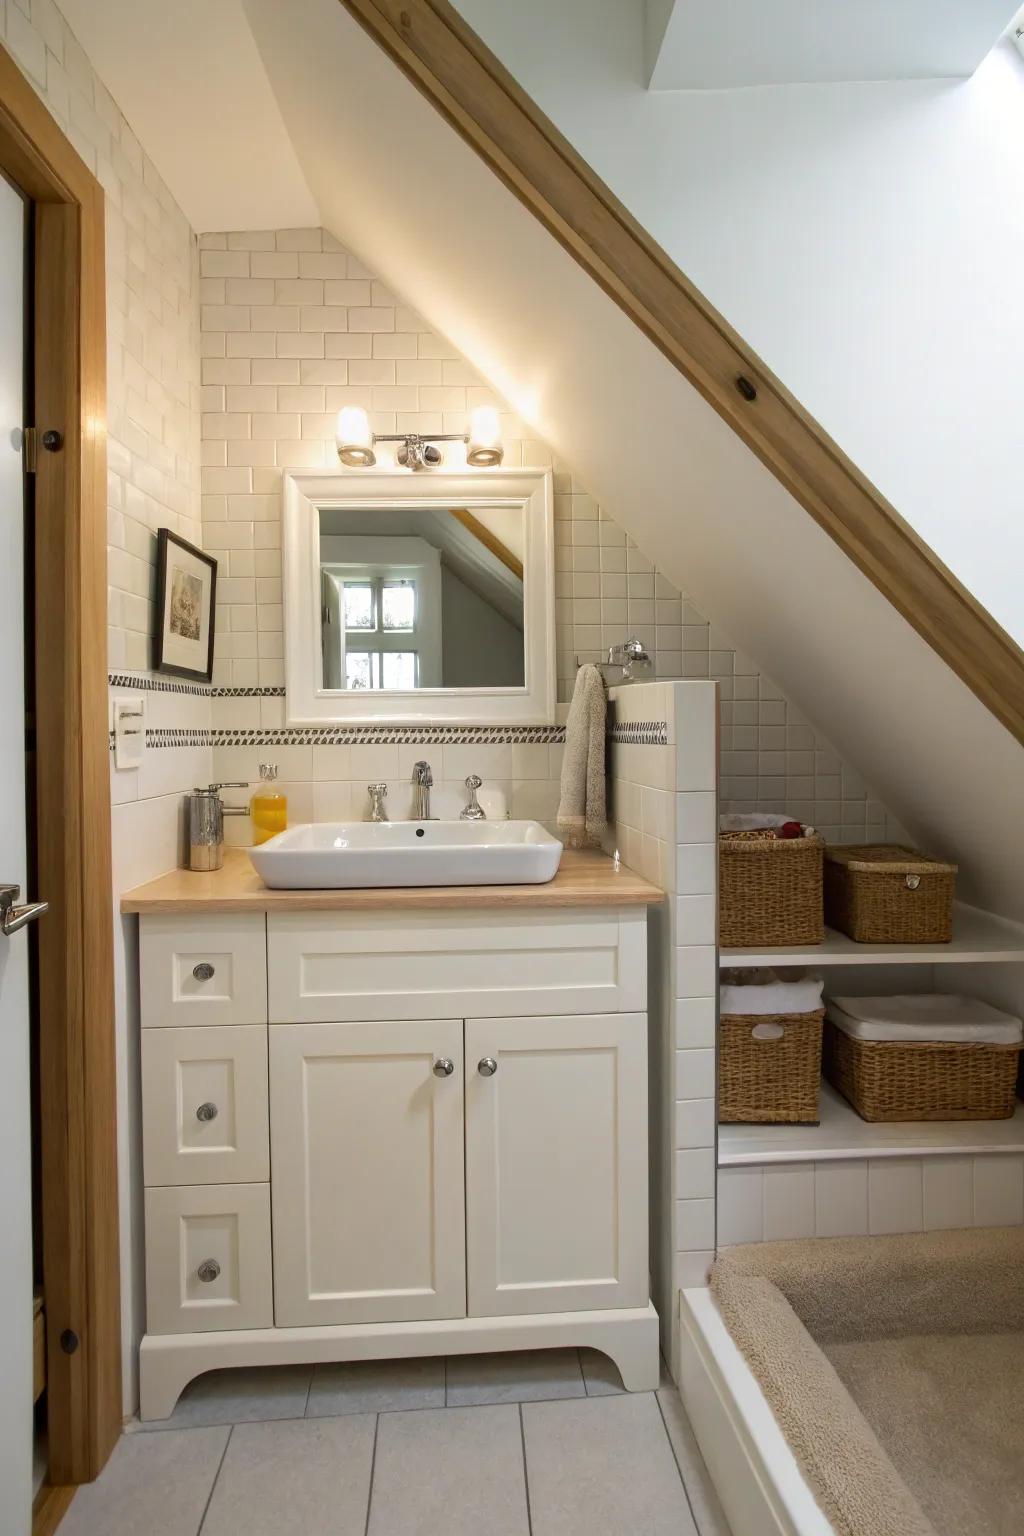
<box><xmin>134</xmin><ymin>890</ymin><xmax>661</xmax><ymax>1420</ymax></box>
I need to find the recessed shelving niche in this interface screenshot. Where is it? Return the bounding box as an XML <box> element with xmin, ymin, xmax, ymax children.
<box><xmin>717</xmin><ymin>901</ymin><xmax>1024</xmax><ymax>1171</ymax></box>
<box><xmin>719</xmin><ymin>903</ymin><xmax>1024</xmax><ymax>969</ymax></box>
<box><xmin>719</xmin><ymin>1082</ymin><xmax>1024</xmax><ymax>1166</ymax></box>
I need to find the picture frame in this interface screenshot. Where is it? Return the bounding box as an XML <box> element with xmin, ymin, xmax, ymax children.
<box><xmin>153</xmin><ymin>528</ymin><xmax>218</xmax><ymax>683</ymax></box>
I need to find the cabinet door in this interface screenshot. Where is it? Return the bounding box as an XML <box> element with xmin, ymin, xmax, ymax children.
<box><xmin>465</xmin><ymin>1013</ymin><xmax>648</xmax><ymax>1317</ymax></box>
<box><xmin>270</xmin><ymin>1020</ymin><xmax>466</xmax><ymax>1326</ymax></box>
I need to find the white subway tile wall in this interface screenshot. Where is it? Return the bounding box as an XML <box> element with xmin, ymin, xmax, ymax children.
<box><xmin>198</xmin><ymin>227</ymin><xmax>897</xmax><ymax>844</ymax></box>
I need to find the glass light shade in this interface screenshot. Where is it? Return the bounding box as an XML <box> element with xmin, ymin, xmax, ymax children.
<box><xmin>466</xmin><ymin>405</ymin><xmax>503</xmax><ymax>467</ymax></box>
<box><xmin>336</xmin><ymin>406</ymin><xmax>376</xmax><ymax>467</ymax></box>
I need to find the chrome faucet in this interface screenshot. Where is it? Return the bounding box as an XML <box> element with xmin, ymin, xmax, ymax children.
<box><xmin>411</xmin><ymin>760</ymin><xmax>434</xmax><ymax>820</ymax></box>
<box><xmin>367</xmin><ymin>783</ymin><xmax>388</xmax><ymax>823</ymax></box>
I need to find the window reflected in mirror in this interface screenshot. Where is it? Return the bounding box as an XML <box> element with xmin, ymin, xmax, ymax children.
<box><xmin>319</xmin><ymin>504</ymin><xmax>526</xmax><ymax>692</ymax></box>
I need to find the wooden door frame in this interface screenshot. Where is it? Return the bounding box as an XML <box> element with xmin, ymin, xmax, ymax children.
<box><xmin>0</xmin><ymin>41</ymin><xmax>120</xmax><ymax>1510</ymax></box>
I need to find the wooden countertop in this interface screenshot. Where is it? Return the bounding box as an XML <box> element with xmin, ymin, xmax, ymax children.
<box><xmin>121</xmin><ymin>847</ymin><xmax>664</xmax><ymax>914</ymax></box>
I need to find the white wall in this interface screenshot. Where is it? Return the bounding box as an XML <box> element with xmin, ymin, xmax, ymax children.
<box><xmin>456</xmin><ymin>0</ymin><xmax>1024</xmax><ymax>647</ymax></box>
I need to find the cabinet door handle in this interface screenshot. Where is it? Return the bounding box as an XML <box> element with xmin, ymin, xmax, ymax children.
<box><xmin>196</xmin><ymin>1102</ymin><xmax>218</xmax><ymax>1123</ymax></box>
<box><xmin>477</xmin><ymin>1057</ymin><xmax>498</xmax><ymax>1077</ymax></box>
<box><xmin>197</xmin><ymin>1259</ymin><xmax>221</xmax><ymax>1283</ymax></box>
<box><xmin>193</xmin><ymin>962</ymin><xmax>215</xmax><ymax>981</ymax></box>
<box><xmin>432</xmin><ymin>1057</ymin><xmax>455</xmax><ymax>1078</ymax></box>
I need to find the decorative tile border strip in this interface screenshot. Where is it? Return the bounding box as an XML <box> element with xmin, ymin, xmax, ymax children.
<box><xmin>210</xmin><ymin>724</ymin><xmax>568</xmax><ymax>747</ymax></box>
<box><xmin>211</xmin><ymin>685</ymin><xmax>287</xmax><ymax>697</ymax></box>
<box><xmin>109</xmin><ymin>720</ymin><xmax>668</xmax><ymax>750</ymax></box>
<box><xmin>610</xmin><ymin>721</ymin><xmax>668</xmax><ymax>746</ymax></box>
<box><xmin>107</xmin><ymin>728</ymin><xmax>210</xmax><ymax>751</ymax></box>
<box><xmin>108</xmin><ymin>671</ymin><xmax>213</xmax><ymax>696</ymax></box>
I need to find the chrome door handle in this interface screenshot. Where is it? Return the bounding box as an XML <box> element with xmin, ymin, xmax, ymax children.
<box><xmin>477</xmin><ymin>1057</ymin><xmax>498</xmax><ymax>1077</ymax></box>
<box><xmin>0</xmin><ymin>883</ymin><xmax>49</xmax><ymax>936</ymax></box>
<box><xmin>432</xmin><ymin>1058</ymin><xmax>455</xmax><ymax>1078</ymax></box>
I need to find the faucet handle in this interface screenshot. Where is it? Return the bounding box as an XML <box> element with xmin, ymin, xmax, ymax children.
<box><xmin>460</xmin><ymin>774</ymin><xmax>486</xmax><ymax>821</ymax></box>
<box><xmin>412</xmin><ymin>759</ymin><xmax>433</xmax><ymax>786</ymax></box>
<box><xmin>367</xmin><ymin>782</ymin><xmax>389</xmax><ymax>823</ymax></box>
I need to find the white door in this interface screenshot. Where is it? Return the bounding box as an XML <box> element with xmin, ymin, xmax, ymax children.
<box><xmin>0</xmin><ymin>171</ymin><xmax>34</xmax><ymax>1532</ymax></box>
<box><xmin>465</xmin><ymin>1013</ymin><xmax>649</xmax><ymax>1317</ymax></box>
<box><xmin>270</xmin><ymin>1020</ymin><xmax>466</xmax><ymax>1325</ymax></box>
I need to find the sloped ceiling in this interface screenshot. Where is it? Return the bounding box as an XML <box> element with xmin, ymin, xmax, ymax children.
<box><xmin>56</xmin><ymin>0</ymin><xmax>1024</xmax><ymax>918</ymax></box>
<box><xmin>57</xmin><ymin>0</ymin><xmax>318</xmax><ymax>230</ymax></box>
<box><xmin>645</xmin><ymin>1</ymin><xmax>1019</xmax><ymax>89</ymax></box>
<box><xmin>245</xmin><ymin>0</ymin><xmax>1024</xmax><ymax>922</ymax></box>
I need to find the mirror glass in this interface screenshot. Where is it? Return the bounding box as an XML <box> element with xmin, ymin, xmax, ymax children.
<box><xmin>318</xmin><ymin>504</ymin><xmax>525</xmax><ymax>692</ymax></box>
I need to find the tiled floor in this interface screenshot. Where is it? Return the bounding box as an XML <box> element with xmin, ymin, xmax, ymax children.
<box><xmin>60</xmin><ymin>1349</ymin><xmax>733</xmax><ymax>1536</ymax></box>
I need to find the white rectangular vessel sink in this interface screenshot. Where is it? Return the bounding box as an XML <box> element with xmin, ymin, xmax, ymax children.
<box><xmin>248</xmin><ymin>820</ymin><xmax>564</xmax><ymax>890</ymax></box>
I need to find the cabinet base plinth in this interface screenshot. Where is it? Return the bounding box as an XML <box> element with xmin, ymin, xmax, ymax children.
<box><xmin>138</xmin><ymin>1304</ymin><xmax>661</xmax><ymax>1421</ymax></box>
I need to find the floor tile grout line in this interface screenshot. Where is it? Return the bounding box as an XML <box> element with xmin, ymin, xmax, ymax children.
<box><xmin>655</xmin><ymin>1391</ymin><xmax>703</xmax><ymax>1536</ymax></box>
<box><xmin>302</xmin><ymin>1365</ymin><xmax>314</xmax><ymax>1418</ymax></box>
<box><xmin>196</xmin><ymin>1423</ymin><xmax>234</xmax><ymax>1536</ymax></box>
<box><xmin>443</xmin><ymin>1355</ymin><xmax>448</xmax><ymax>1407</ymax></box>
<box><xmin>518</xmin><ymin>1402</ymin><xmax>534</xmax><ymax>1536</ymax></box>
<box><xmin>363</xmin><ymin>1412</ymin><xmax>381</xmax><ymax>1536</ymax></box>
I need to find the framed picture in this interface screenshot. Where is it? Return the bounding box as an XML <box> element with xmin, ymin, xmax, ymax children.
<box><xmin>153</xmin><ymin>528</ymin><xmax>217</xmax><ymax>682</ymax></box>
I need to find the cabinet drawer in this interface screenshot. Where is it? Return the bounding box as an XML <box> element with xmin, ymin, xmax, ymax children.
<box><xmin>140</xmin><ymin>914</ymin><xmax>267</xmax><ymax>1027</ymax></box>
<box><xmin>144</xmin><ymin>1183</ymin><xmax>272</xmax><ymax>1335</ymax></box>
<box><xmin>141</xmin><ymin>1025</ymin><xmax>269</xmax><ymax>1187</ymax></box>
<box><xmin>268</xmin><ymin>908</ymin><xmax>646</xmax><ymax>1023</ymax></box>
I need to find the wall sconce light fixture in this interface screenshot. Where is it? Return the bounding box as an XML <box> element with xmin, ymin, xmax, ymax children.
<box><xmin>336</xmin><ymin>405</ymin><xmax>504</xmax><ymax>471</ymax></box>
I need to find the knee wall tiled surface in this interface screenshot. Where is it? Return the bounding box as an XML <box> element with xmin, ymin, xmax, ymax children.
<box><xmin>607</xmin><ymin>684</ymin><xmax>719</xmax><ymax>1298</ymax></box>
<box><xmin>718</xmin><ymin>1155</ymin><xmax>1024</xmax><ymax>1245</ymax></box>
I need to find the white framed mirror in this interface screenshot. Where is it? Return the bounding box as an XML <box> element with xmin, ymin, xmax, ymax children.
<box><xmin>282</xmin><ymin>469</ymin><xmax>555</xmax><ymax>725</ymax></box>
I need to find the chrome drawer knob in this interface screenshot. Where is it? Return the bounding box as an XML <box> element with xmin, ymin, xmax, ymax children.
<box><xmin>196</xmin><ymin>1102</ymin><xmax>218</xmax><ymax>1123</ymax></box>
<box><xmin>477</xmin><ymin>1057</ymin><xmax>498</xmax><ymax>1077</ymax></box>
<box><xmin>193</xmin><ymin>962</ymin><xmax>215</xmax><ymax>981</ymax></box>
<box><xmin>197</xmin><ymin>1259</ymin><xmax>221</xmax><ymax>1283</ymax></box>
<box><xmin>432</xmin><ymin>1058</ymin><xmax>455</xmax><ymax>1078</ymax></box>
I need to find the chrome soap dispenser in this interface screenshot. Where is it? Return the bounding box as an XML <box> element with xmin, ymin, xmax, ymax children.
<box><xmin>187</xmin><ymin>783</ymin><xmax>248</xmax><ymax>871</ymax></box>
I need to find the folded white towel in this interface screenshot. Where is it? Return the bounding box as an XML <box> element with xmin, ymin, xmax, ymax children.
<box><xmin>720</xmin><ymin>812</ymin><xmax>816</xmax><ymax>836</ymax></box>
<box><xmin>827</xmin><ymin>994</ymin><xmax>1023</xmax><ymax>1046</ymax></box>
<box><xmin>557</xmin><ymin>664</ymin><xmax>607</xmax><ymax>850</ymax></box>
<box><xmin>721</xmin><ymin>975</ymin><xmax>825</xmax><ymax>1017</ymax></box>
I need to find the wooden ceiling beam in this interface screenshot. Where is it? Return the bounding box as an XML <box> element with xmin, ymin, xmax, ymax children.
<box><xmin>337</xmin><ymin>0</ymin><xmax>1024</xmax><ymax>746</ymax></box>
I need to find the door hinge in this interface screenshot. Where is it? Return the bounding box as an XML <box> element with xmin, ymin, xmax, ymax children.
<box><xmin>23</xmin><ymin>426</ymin><xmax>37</xmax><ymax>473</ymax></box>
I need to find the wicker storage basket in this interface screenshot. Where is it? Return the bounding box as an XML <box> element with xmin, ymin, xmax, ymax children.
<box><xmin>823</xmin><ymin>1020</ymin><xmax>1021</xmax><ymax>1122</ymax></box>
<box><xmin>823</xmin><ymin>844</ymin><xmax>956</xmax><ymax>944</ymax></box>
<box><xmin>719</xmin><ymin>1009</ymin><xmax>825</xmax><ymax>1124</ymax></box>
<box><xmin>720</xmin><ymin>832</ymin><xmax>824</xmax><ymax>948</ymax></box>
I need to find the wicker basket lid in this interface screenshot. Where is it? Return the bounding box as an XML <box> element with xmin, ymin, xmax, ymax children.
<box><xmin>824</xmin><ymin>843</ymin><xmax>957</xmax><ymax>875</ymax></box>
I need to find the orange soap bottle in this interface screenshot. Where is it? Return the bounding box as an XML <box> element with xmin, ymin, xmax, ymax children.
<box><xmin>251</xmin><ymin>762</ymin><xmax>287</xmax><ymax>844</ymax></box>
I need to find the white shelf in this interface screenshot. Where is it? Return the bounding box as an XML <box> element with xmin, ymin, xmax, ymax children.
<box><xmin>718</xmin><ymin>1081</ymin><xmax>1024</xmax><ymax>1166</ymax></box>
<box><xmin>719</xmin><ymin>902</ymin><xmax>1024</xmax><ymax>968</ymax></box>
